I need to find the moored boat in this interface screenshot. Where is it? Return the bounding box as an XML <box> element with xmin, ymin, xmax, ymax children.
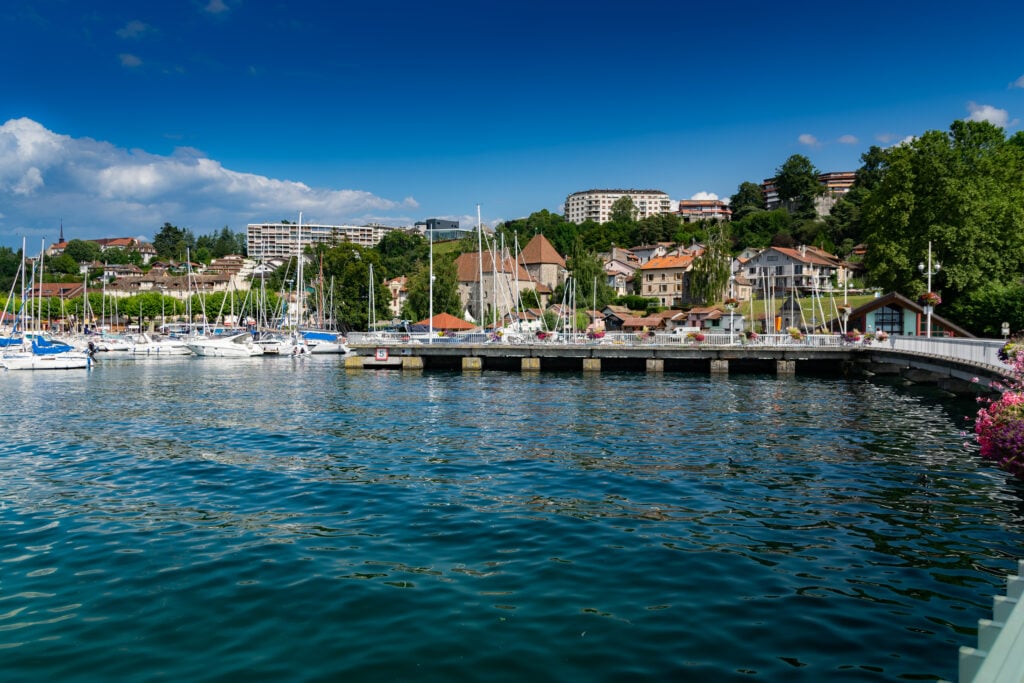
<box><xmin>185</xmin><ymin>332</ymin><xmax>265</xmax><ymax>357</ymax></box>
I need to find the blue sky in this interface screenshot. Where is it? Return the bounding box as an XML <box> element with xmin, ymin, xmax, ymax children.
<box><xmin>1</xmin><ymin>0</ymin><xmax>1022</xmax><ymax>251</ymax></box>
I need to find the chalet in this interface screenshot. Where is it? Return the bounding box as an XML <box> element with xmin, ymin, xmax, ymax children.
<box><xmin>743</xmin><ymin>246</ymin><xmax>846</xmax><ymax>294</ymax></box>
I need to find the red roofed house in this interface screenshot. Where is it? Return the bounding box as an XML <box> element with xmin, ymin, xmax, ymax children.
<box><xmin>638</xmin><ymin>253</ymin><xmax>695</xmax><ymax>308</ymax></box>
<box><xmin>742</xmin><ymin>246</ymin><xmax>847</xmax><ymax>293</ymax></box>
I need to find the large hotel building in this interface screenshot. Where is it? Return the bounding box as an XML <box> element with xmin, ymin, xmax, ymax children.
<box><xmin>564</xmin><ymin>189</ymin><xmax>673</xmax><ymax>224</ymax></box>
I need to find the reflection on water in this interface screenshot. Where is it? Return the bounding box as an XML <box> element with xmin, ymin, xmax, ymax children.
<box><xmin>1</xmin><ymin>359</ymin><xmax>1021</xmax><ymax>681</ymax></box>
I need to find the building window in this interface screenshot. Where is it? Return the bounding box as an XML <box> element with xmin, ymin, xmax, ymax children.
<box><xmin>874</xmin><ymin>304</ymin><xmax>903</xmax><ymax>334</ymax></box>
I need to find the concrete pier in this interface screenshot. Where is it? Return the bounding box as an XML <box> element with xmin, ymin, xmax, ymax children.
<box><xmin>402</xmin><ymin>356</ymin><xmax>424</xmax><ymax>371</ymax></box>
<box><xmin>582</xmin><ymin>358</ymin><xmax>601</xmax><ymax>373</ymax></box>
<box><xmin>710</xmin><ymin>359</ymin><xmax>729</xmax><ymax>374</ymax></box>
<box><xmin>521</xmin><ymin>357</ymin><xmax>541</xmax><ymax>372</ymax></box>
<box><xmin>646</xmin><ymin>359</ymin><xmax>664</xmax><ymax>373</ymax></box>
<box><xmin>776</xmin><ymin>360</ymin><xmax>795</xmax><ymax>375</ymax></box>
<box><xmin>462</xmin><ymin>357</ymin><xmax>482</xmax><ymax>372</ymax></box>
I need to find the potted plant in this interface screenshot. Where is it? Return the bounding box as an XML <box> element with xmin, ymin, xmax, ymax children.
<box><xmin>686</xmin><ymin>331</ymin><xmax>705</xmax><ymax>344</ymax></box>
<box><xmin>874</xmin><ymin>330</ymin><xmax>889</xmax><ymax>342</ymax></box>
<box><xmin>741</xmin><ymin>329</ymin><xmax>758</xmax><ymax>343</ymax></box>
<box><xmin>786</xmin><ymin>326</ymin><xmax>804</xmax><ymax>341</ymax></box>
<box><xmin>919</xmin><ymin>291</ymin><xmax>942</xmax><ymax>306</ymax></box>
<box><xmin>723</xmin><ymin>297</ymin><xmax>739</xmax><ymax>310</ymax></box>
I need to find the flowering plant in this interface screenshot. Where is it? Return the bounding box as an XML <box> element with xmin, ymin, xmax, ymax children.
<box><xmin>536</xmin><ymin>331</ymin><xmax>549</xmax><ymax>341</ymax></box>
<box><xmin>973</xmin><ymin>348</ymin><xmax>1024</xmax><ymax>480</ymax></box>
<box><xmin>741</xmin><ymin>329</ymin><xmax>758</xmax><ymax>342</ymax></box>
<box><xmin>998</xmin><ymin>332</ymin><xmax>1022</xmax><ymax>363</ymax></box>
<box><xmin>586</xmin><ymin>330</ymin><xmax>605</xmax><ymax>340</ymax></box>
<box><xmin>687</xmin><ymin>331</ymin><xmax>705</xmax><ymax>343</ymax></box>
<box><xmin>919</xmin><ymin>291</ymin><xmax>942</xmax><ymax>306</ymax></box>
<box><xmin>638</xmin><ymin>327</ymin><xmax>654</xmax><ymax>341</ymax></box>
<box><xmin>874</xmin><ymin>330</ymin><xmax>889</xmax><ymax>342</ymax></box>
<box><xmin>787</xmin><ymin>326</ymin><xmax>804</xmax><ymax>340</ymax></box>
<box><xmin>843</xmin><ymin>329</ymin><xmax>862</xmax><ymax>343</ymax></box>
<box><xmin>723</xmin><ymin>297</ymin><xmax>739</xmax><ymax>309</ymax></box>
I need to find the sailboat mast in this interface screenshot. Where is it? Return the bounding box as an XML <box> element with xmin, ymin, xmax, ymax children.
<box><xmin>477</xmin><ymin>204</ymin><xmax>483</xmax><ymax>327</ymax></box>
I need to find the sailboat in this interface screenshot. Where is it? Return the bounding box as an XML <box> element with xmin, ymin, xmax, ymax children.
<box><xmin>2</xmin><ymin>239</ymin><xmax>92</xmax><ymax>370</ymax></box>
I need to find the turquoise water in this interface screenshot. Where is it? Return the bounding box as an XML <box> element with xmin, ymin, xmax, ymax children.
<box><xmin>1</xmin><ymin>358</ymin><xmax>1021</xmax><ymax>682</ymax></box>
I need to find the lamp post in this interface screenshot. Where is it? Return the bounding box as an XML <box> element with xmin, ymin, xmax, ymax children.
<box><xmin>918</xmin><ymin>241</ymin><xmax>941</xmax><ymax>337</ymax></box>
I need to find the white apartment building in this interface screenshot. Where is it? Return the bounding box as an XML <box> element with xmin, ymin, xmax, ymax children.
<box><xmin>564</xmin><ymin>189</ymin><xmax>672</xmax><ymax>224</ymax></box>
<box><xmin>247</xmin><ymin>222</ymin><xmax>405</xmax><ymax>260</ymax></box>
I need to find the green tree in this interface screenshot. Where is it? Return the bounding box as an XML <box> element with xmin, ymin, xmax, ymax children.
<box><xmin>564</xmin><ymin>245</ymin><xmax>615</xmax><ymax>310</ymax></box>
<box><xmin>48</xmin><ymin>252</ymin><xmax>79</xmax><ymax>275</ymax></box>
<box><xmin>402</xmin><ymin>256</ymin><xmax>460</xmax><ymax>322</ymax></box>
<box><xmin>729</xmin><ymin>181</ymin><xmax>765</xmax><ymax>220</ymax></box>
<box><xmin>609</xmin><ymin>196</ymin><xmax>638</xmax><ymax>224</ymax></box>
<box><xmin>316</xmin><ymin>244</ymin><xmax>386</xmax><ymax>331</ymax></box>
<box><xmin>861</xmin><ymin>120</ymin><xmax>1024</xmax><ymax>321</ymax></box>
<box><xmin>375</xmin><ymin>230</ymin><xmax>428</xmax><ymax>279</ymax></box>
<box><xmin>687</xmin><ymin>223</ymin><xmax>732</xmax><ymax>305</ymax></box>
<box><xmin>153</xmin><ymin>223</ymin><xmax>195</xmax><ymax>260</ymax></box>
<box><xmin>774</xmin><ymin>154</ymin><xmax>824</xmax><ymax>218</ymax></box>
<box><xmin>64</xmin><ymin>239</ymin><xmax>102</xmax><ymax>263</ymax></box>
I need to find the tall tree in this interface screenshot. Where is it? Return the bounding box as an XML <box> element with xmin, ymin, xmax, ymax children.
<box><xmin>774</xmin><ymin>154</ymin><xmax>824</xmax><ymax>218</ymax></box>
<box><xmin>153</xmin><ymin>223</ymin><xmax>194</xmax><ymax>261</ymax></box>
<box><xmin>402</xmin><ymin>256</ymin><xmax>460</xmax><ymax>321</ymax></box>
<box><xmin>687</xmin><ymin>223</ymin><xmax>732</xmax><ymax>305</ymax></box>
<box><xmin>375</xmin><ymin>230</ymin><xmax>428</xmax><ymax>279</ymax></box>
<box><xmin>861</xmin><ymin>120</ymin><xmax>1024</xmax><ymax>321</ymax></box>
<box><xmin>609</xmin><ymin>196</ymin><xmax>638</xmax><ymax>224</ymax></box>
<box><xmin>63</xmin><ymin>239</ymin><xmax>102</xmax><ymax>263</ymax></box>
<box><xmin>729</xmin><ymin>181</ymin><xmax>765</xmax><ymax>220</ymax></box>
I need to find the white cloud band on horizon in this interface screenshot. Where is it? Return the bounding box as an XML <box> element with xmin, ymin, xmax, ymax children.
<box><xmin>690</xmin><ymin>191</ymin><xmax>719</xmax><ymax>201</ymax></box>
<box><xmin>0</xmin><ymin>117</ymin><xmax>418</xmax><ymax>245</ymax></box>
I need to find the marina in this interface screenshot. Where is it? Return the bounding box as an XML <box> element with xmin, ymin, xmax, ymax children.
<box><xmin>1</xmin><ymin>359</ymin><xmax>1021</xmax><ymax>681</ymax></box>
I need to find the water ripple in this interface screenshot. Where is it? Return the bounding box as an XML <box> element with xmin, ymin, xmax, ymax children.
<box><xmin>0</xmin><ymin>365</ymin><xmax>1021</xmax><ymax>681</ymax></box>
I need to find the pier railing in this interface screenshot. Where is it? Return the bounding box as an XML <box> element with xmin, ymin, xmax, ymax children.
<box><xmin>348</xmin><ymin>330</ymin><xmax>1011</xmax><ymax>375</ymax></box>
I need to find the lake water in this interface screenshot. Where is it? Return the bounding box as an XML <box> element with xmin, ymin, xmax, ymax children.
<box><xmin>1</xmin><ymin>357</ymin><xmax>1021</xmax><ymax>682</ymax></box>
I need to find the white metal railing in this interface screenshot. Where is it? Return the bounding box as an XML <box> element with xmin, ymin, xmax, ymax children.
<box><xmin>347</xmin><ymin>330</ymin><xmax>1011</xmax><ymax>370</ymax></box>
<box><xmin>888</xmin><ymin>335</ymin><xmax>1006</xmax><ymax>370</ymax></box>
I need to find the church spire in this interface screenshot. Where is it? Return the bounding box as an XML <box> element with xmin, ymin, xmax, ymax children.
<box><xmin>59</xmin><ymin>219</ymin><xmax>64</xmax><ymax>243</ymax></box>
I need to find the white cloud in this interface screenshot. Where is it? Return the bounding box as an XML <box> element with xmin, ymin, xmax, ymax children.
<box><xmin>798</xmin><ymin>133</ymin><xmax>819</xmax><ymax>146</ymax></box>
<box><xmin>0</xmin><ymin>117</ymin><xmax>415</xmax><ymax>245</ymax></box>
<box><xmin>1010</xmin><ymin>75</ymin><xmax>1024</xmax><ymax>89</ymax></box>
<box><xmin>690</xmin><ymin>191</ymin><xmax>718</xmax><ymax>200</ymax></box>
<box><xmin>204</xmin><ymin>0</ymin><xmax>230</xmax><ymax>14</ymax></box>
<box><xmin>119</xmin><ymin>53</ymin><xmax>143</xmax><ymax>68</ymax></box>
<box><xmin>875</xmin><ymin>132</ymin><xmax>896</xmax><ymax>144</ymax></box>
<box><xmin>965</xmin><ymin>101</ymin><xmax>1009</xmax><ymax>128</ymax></box>
<box><xmin>116</xmin><ymin>20</ymin><xmax>150</xmax><ymax>39</ymax></box>
<box><xmin>837</xmin><ymin>134</ymin><xmax>858</xmax><ymax>145</ymax></box>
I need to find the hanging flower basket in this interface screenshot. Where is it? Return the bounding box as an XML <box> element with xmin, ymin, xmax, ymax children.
<box><xmin>874</xmin><ymin>330</ymin><xmax>889</xmax><ymax>342</ymax></box>
<box><xmin>786</xmin><ymin>326</ymin><xmax>804</xmax><ymax>340</ymax></box>
<box><xmin>837</xmin><ymin>305</ymin><xmax>852</xmax><ymax>317</ymax></box>
<box><xmin>919</xmin><ymin>291</ymin><xmax>942</xmax><ymax>306</ymax></box>
<box><xmin>741</xmin><ymin>329</ymin><xmax>758</xmax><ymax>343</ymax></box>
<box><xmin>998</xmin><ymin>333</ymin><xmax>1022</xmax><ymax>363</ymax></box>
<box><xmin>843</xmin><ymin>330</ymin><xmax>861</xmax><ymax>343</ymax></box>
<box><xmin>687</xmin><ymin>331</ymin><xmax>705</xmax><ymax>343</ymax></box>
<box><xmin>587</xmin><ymin>331</ymin><xmax>605</xmax><ymax>340</ymax></box>
<box><xmin>723</xmin><ymin>297</ymin><xmax>739</xmax><ymax>310</ymax></box>
<box><xmin>536</xmin><ymin>331</ymin><xmax>549</xmax><ymax>341</ymax></box>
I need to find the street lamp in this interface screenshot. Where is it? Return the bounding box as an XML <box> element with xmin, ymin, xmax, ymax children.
<box><xmin>918</xmin><ymin>241</ymin><xmax>941</xmax><ymax>337</ymax></box>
